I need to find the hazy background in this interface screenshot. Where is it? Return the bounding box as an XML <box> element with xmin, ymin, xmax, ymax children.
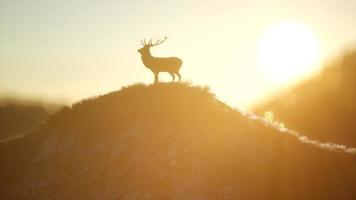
<box><xmin>1</xmin><ymin>0</ymin><xmax>356</xmax><ymax>108</ymax></box>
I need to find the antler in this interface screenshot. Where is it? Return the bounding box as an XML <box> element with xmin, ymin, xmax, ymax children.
<box><xmin>150</xmin><ymin>36</ymin><xmax>168</xmax><ymax>47</ymax></box>
<box><xmin>141</xmin><ymin>36</ymin><xmax>168</xmax><ymax>47</ymax></box>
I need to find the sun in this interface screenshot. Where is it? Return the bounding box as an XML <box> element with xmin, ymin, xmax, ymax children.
<box><xmin>258</xmin><ymin>20</ymin><xmax>321</xmax><ymax>83</ymax></box>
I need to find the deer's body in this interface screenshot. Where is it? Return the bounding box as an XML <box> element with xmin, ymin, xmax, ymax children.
<box><xmin>138</xmin><ymin>37</ymin><xmax>182</xmax><ymax>83</ymax></box>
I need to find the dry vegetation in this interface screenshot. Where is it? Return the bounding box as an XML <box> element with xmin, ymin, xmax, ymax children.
<box><xmin>1</xmin><ymin>82</ymin><xmax>355</xmax><ymax>199</ymax></box>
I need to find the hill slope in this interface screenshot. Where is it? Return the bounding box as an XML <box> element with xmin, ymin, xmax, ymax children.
<box><xmin>1</xmin><ymin>83</ymin><xmax>356</xmax><ymax>199</ymax></box>
<box><xmin>255</xmin><ymin>51</ymin><xmax>356</xmax><ymax>147</ymax></box>
<box><xmin>0</xmin><ymin>104</ymin><xmax>48</xmax><ymax>140</ymax></box>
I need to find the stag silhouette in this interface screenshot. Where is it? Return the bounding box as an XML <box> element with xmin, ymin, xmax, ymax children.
<box><xmin>138</xmin><ymin>36</ymin><xmax>182</xmax><ymax>83</ymax></box>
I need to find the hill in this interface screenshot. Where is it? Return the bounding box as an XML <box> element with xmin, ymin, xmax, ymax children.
<box><xmin>1</xmin><ymin>83</ymin><xmax>356</xmax><ymax>199</ymax></box>
<box><xmin>255</xmin><ymin>51</ymin><xmax>356</xmax><ymax>147</ymax></box>
<box><xmin>0</xmin><ymin>104</ymin><xmax>48</xmax><ymax>141</ymax></box>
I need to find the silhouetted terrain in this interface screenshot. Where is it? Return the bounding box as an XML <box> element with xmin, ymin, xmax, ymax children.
<box><xmin>0</xmin><ymin>104</ymin><xmax>48</xmax><ymax>140</ymax></box>
<box><xmin>255</xmin><ymin>51</ymin><xmax>356</xmax><ymax>147</ymax></box>
<box><xmin>1</xmin><ymin>83</ymin><xmax>355</xmax><ymax>199</ymax></box>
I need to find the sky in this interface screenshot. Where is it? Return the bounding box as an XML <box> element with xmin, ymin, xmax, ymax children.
<box><xmin>1</xmin><ymin>0</ymin><xmax>356</xmax><ymax>108</ymax></box>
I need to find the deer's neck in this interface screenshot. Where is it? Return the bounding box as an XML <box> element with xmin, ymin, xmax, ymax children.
<box><xmin>141</xmin><ymin>50</ymin><xmax>155</xmax><ymax>68</ymax></box>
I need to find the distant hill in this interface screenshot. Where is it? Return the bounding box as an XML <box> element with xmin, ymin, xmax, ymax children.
<box><xmin>255</xmin><ymin>51</ymin><xmax>356</xmax><ymax>147</ymax></box>
<box><xmin>0</xmin><ymin>104</ymin><xmax>48</xmax><ymax>140</ymax></box>
<box><xmin>1</xmin><ymin>83</ymin><xmax>355</xmax><ymax>199</ymax></box>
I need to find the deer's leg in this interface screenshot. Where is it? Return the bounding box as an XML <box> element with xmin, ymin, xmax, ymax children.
<box><xmin>176</xmin><ymin>72</ymin><xmax>182</xmax><ymax>82</ymax></box>
<box><xmin>169</xmin><ymin>72</ymin><xmax>175</xmax><ymax>82</ymax></box>
<box><xmin>154</xmin><ymin>72</ymin><xmax>159</xmax><ymax>84</ymax></box>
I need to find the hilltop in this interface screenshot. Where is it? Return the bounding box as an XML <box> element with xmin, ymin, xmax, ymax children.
<box><xmin>1</xmin><ymin>82</ymin><xmax>356</xmax><ymax>199</ymax></box>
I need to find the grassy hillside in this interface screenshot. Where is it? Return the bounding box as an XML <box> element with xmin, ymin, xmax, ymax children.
<box><xmin>1</xmin><ymin>82</ymin><xmax>355</xmax><ymax>199</ymax></box>
<box><xmin>255</xmin><ymin>51</ymin><xmax>356</xmax><ymax>147</ymax></box>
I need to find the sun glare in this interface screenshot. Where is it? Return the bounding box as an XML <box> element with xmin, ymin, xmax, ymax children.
<box><xmin>258</xmin><ymin>21</ymin><xmax>321</xmax><ymax>83</ymax></box>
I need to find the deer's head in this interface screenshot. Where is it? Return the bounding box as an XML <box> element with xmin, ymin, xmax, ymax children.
<box><xmin>137</xmin><ymin>36</ymin><xmax>168</xmax><ymax>55</ymax></box>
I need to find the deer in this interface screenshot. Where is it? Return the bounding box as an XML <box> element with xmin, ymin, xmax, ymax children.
<box><xmin>137</xmin><ymin>36</ymin><xmax>182</xmax><ymax>84</ymax></box>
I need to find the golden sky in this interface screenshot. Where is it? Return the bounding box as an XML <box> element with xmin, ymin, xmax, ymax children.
<box><xmin>1</xmin><ymin>0</ymin><xmax>356</xmax><ymax>108</ymax></box>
